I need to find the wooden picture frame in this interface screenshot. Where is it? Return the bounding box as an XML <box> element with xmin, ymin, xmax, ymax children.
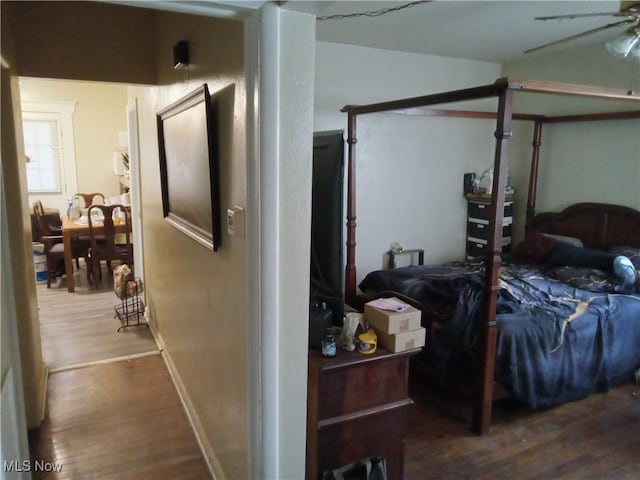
<box><xmin>157</xmin><ymin>84</ymin><xmax>221</xmax><ymax>251</ymax></box>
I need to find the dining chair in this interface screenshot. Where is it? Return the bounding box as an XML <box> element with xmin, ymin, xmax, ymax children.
<box><xmin>86</xmin><ymin>204</ymin><xmax>133</xmax><ymax>287</ymax></box>
<box><xmin>75</xmin><ymin>192</ymin><xmax>106</xmax><ymax>208</ymax></box>
<box><xmin>73</xmin><ymin>193</ymin><xmax>106</xmax><ymax>259</ymax></box>
<box><xmin>33</xmin><ymin>200</ymin><xmax>87</xmax><ymax>288</ymax></box>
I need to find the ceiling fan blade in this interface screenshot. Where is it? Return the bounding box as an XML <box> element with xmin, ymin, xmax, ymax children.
<box><xmin>524</xmin><ymin>18</ymin><xmax>636</xmax><ymax>54</ymax></box>
<box><xmin>535</xmin><ymin>12</ymin><xmax>624</xmax><ymax>21</ymax></box>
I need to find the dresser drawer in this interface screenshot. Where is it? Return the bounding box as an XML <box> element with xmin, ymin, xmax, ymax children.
<box><xmin>467</xmin><ymin>220</ymin><xmax>512</xmax><ymax>240</ymax></box>
<box><xmin>468</xmin><ymin>201</ymin><xmax>513</xmax><ymax>222</ymax></box>
<box><xmin>466</xmin><ymin>238</ymin><xmax>511</xmax><ymax>259</ymax></box>
<box><xmin>317</xmin><ymin>356</ymin><xmax>409</xmax><ymax>420</ymax></box>
<box><xmin>317</xmin><ymin>404</ymin><xmax>408</xmax><ymax>480</ymax></box>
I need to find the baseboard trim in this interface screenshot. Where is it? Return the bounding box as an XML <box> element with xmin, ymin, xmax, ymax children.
<box><xmin>48</xmin><ymin>350</ymin><xmax>161</xmax><ymax>374</ymax></box>
<box><xmin>153</xmin><ymin>328</ymin><xmax>223</xmax><ymax>480</ymax></box>
<box><xmin>38</xmin><ymin>364</ymin><xmax>48</xmax><ymax>424</ymax></box>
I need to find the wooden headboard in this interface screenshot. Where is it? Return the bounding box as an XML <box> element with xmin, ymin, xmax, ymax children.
<box><xmin>531</xmin><ymin>203</ymin><xmax>640</xmax><ymax>249</ymax></box>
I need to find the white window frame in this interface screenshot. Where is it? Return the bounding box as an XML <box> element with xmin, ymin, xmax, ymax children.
<box><xmin>21</xmin><ymin>100</ymin><xmax>78</xmax><ymax>197</ymax></box>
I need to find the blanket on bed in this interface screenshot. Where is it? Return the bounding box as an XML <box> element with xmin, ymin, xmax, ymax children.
<box><xmin>359</xmin><ymin>261</ymin><xmax>640</xmax><ymax>409</ymax></box>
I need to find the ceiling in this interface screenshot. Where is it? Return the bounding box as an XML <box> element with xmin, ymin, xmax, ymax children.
<box><xmin>135</xmin><ymin>1</ymin><xmax>634</xmax><ymax>64</ymax></box>
<box><xmin>304</xmin><ymin>0</ymin><xmax>631</xmax><ymax>63</ymax></box>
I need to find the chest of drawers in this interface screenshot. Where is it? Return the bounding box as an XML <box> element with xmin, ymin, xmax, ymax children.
<box><xmin>466</xmin><ymin>194</ymin><xmax>513</xmax><ymax>260</ymax></box>
<box><xmin>306</xmin><ymin>348</ymin><xmax>419</xmax><ymax>479</ymax></box>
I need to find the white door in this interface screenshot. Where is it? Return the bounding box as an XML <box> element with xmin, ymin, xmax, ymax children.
<box><xmin>22</xmin><ymin>100</ymin><xmax>78</xmax><ymax>213</ymax></box>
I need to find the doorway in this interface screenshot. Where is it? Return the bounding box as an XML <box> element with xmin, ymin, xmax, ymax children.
<box><xmin>20</xmin><ymin>77</ymin><xmax>155</xmax><ymax>369</ymax></box>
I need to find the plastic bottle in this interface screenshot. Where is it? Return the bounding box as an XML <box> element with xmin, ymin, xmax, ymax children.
<box><xmin>66</xmin><ymin>197</ymin><xmax>73</xmax><ymax>218</ymax></box>
<box><xmin>321</xmin><ymin>331</ymin><xmax>337</xmax><ymax>358</ymax></box>
<box><xmin>479</xmin><ymin>168</ymin><xmax>493</xmax><ymax>195</ymax></box>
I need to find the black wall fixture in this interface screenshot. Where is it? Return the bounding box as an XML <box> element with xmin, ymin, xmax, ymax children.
<box><xmin>173</xmin><ymin>41</ymin><xmax>189</xmax><ymax>69</ymax></box>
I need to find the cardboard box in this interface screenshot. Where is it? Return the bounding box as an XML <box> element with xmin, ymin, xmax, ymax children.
<box><xmin>364</xmin><ymin>299</ymin><xmax>421</xmax><ymax>334</ymax></box>
<box><xmin>376</xmin><ymin>327</ymin><xmax>426</xmax><ymax>353</ymax></box>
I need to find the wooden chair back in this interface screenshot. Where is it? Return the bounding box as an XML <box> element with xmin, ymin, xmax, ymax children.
<box><xmin>33</xmin><ymin>200</ymin><xmax>62</xmax><ymax>237</ymax></box>
<box><xmin>76</xmin><ymin>192</ymin><xmax>106</xmax><ymax>208</ymax></box>
<box><xmin>87</xmin><ymin>204</ymin><xmax>132</xmax><ymax>267</ymax></box>
<box><xmin>33</xmin><ymin>200</ymin><xmax>66</xmax><ymax>287</ymax></box>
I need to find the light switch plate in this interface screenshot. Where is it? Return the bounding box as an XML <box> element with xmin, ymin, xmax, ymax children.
<box><xmin>226</xmin><ymin>205</ymin><xmax>245</xmax><ymax>238</ymax></box>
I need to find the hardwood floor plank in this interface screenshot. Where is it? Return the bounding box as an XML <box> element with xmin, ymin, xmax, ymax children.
<box><xmin>404</xmin><ymin>379</ymin><xmax>640</xmax><ymax>479</ymax></box>
<box><xmin>31</xmin><ymin>264</ymin><xmax>639</xmax><ymax>479</ymax></box>
<box><xmin>36</xmin><ymin>262</ymin><xmax>158</xmax><ymax>369</ymax></box>
<box><xmin>28</xmin><ymin>356</ymin><xmax>211</xmax><ymax>480</ymax></box>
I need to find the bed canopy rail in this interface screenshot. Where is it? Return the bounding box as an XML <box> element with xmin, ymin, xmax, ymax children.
<box><xmin>341</xmin><ymin>76</ymin><xmax>639</xmax><ymax>435</ymax></box>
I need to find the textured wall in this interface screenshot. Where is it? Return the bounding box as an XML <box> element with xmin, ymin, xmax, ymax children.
<box><xmin>4</xmin><ymin>1</ymin><xmax>157</xmax><ymax>84</ymax></box>
<box><xmin>131</xmin><ymin>11</ymin><xmax>248</xmax><ymax>478</ymax></box>
<box><xmin>314</xmin><ymin>41</ymin><xmax>502</xmax><ymax>283</ymax></box>
<box><xmin>502</xmin><ymin>45</ymin><xmax>640</xmax><ymax>217</ymax></box>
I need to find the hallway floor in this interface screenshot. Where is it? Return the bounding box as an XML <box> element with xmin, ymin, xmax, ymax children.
<box><xmin>28</xmin><ymin>355</ymin><xmax>211</xmax><ymax>480</ymax></box>
<box><xmin>36</xmin><ymin>269</ymin><xmax>158</xmax><ymax>370</ymax></box>
<box><xmin>28</xmin><ymin>264</ymin><xmax>211</xmax><ymax>479</ymax></box>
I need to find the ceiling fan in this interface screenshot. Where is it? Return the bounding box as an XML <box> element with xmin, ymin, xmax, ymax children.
<box><xmin>525</xmin><ymin>1</ymin><xmax>640</xmax><ymax>60</ymax></box>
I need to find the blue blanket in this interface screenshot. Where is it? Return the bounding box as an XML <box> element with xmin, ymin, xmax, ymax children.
<box><xmin>359</xmin><ymin>262</ymin><xmax>640</xmax><ymax>409</ymax></box>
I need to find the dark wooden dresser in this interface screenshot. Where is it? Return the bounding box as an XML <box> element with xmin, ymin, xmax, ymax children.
<box><xmin>465</xmin><ymin>193</ymin><xmax>513</xmax><ymax>259</ymax></box>
<box><xmin>306</xmin><ymin>348</ymin><xmax>419</xmax><ymax>480</ymax></box>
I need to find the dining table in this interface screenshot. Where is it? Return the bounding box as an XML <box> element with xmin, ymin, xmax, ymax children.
<box><xmin>61</xmin><ymin>215</ymin><xmax>129</xmax><ymax>292</ymax></box>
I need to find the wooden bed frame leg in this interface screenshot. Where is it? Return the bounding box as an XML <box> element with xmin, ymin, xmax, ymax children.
<box><xmin>473</xmin><ymin>87</ymin><xmax>513</xmax><ymax>435</ymax></box>
<box><xmin>473</xmin><ymin>320</ymin><xmax>497</xmax><ymax>435</ymax></box>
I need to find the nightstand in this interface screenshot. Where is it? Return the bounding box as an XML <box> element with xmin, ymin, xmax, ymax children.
<box><xmin>306</xmin><ymin>348</ymin><xmax>420</xmax><ymax>480</ymax></box>
<box><xmin>387</xmin><ymin>249</ymin><xmax>424</xmax><ymax>269</ymax></box>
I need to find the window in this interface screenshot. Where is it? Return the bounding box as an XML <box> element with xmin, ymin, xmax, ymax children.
<box><xmin>21</xmin><ymin>100</ymin><xmax>77</xmax><ymax>199</ymax></box>
<box><xmin>23</xmin><ymin>113</ymin><xmax>63</xmax><ymax>193</ymax></box>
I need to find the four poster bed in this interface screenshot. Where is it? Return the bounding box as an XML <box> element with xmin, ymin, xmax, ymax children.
<box><xmin>341</xmin><ymin>77</ymin><xmax>640</xmax><ymax>434</ymax></box>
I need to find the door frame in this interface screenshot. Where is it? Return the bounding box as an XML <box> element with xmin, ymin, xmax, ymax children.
<box><xmin>126</xmin><ymin>99</ymin><xmax>145</xmax><ymax>285</ymax></box>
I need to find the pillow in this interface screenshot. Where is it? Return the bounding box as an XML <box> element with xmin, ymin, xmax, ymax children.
<box><xmin>542</xmin><ymin>233</ymin><xmax>584</xmax><ymax>248</ymax></box>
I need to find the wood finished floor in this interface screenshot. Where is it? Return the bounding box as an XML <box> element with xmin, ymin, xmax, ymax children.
<box><xmin>36</xmin><ymin>261</ymin><xmax>158</xmax><ymax>369</ymax></box>
<box><xmin>404</xmin><ymin>378</ymin><xmax>640</xmax><ymax>480</ymax></box>
<box><xmin>28</xmin><ymin>356</ymin><xmax>211</xmax><ymax>480</ymax></box>
<box><xmin>30</xmin><ymin>266</ymin><xmax>639</xmax><ymax>479</ymax></box>
<box><xmin>29</xmin><ymin>262</ymin><xmax>210</xmax><ymax>479</ymax></box>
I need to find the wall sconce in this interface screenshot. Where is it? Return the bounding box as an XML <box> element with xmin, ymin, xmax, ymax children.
<box><xmin>173</xmin><ymin>41</ymin><xmax>190</xmax><ymax>69</ymax></box>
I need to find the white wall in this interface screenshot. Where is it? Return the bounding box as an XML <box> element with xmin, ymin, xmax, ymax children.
<box><xmin>502</xmin><ymin>45</ymin><xmax>640</xmax><ymax>217</ymax></box>
<box><xmin>259</xmin><ymin>7</ymin><xmax>315</xmax><ymax>478</ymax></box>
<box><xmin>315</xmin><ymin>42</ymin><xmax>502</xmax><ymax>286</ymax></box>
<box><xmin>19</xmin><ymin>78</ymin><xmax>127</xmax><ymax>209</ymax></box>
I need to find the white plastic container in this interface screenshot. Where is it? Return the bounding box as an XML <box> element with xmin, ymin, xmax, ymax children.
<box><xmin>33</xmin><ymin>250</ymin><xmax>47</xmax><ymax>284</ymax></box>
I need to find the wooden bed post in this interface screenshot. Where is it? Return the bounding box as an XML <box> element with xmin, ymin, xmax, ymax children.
<box><xmin>474</xmin><ymin>86</ymin><xmax>514</xmax><ymax>435</ymax></box>
<box><xmin>345</xmin><ymin>112</ymin><xmax>357</xmax><ymax>306</ymax></box>
<box><xmin>526</xmin><ymin>120</ymin><xmax>543</xmax><ymax>233</ymax></box>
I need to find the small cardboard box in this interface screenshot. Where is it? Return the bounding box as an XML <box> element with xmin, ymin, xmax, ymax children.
<box><xmin>364</xmin><ymin>299</ymin><xmax>421</xmax><ymax>334</ymax></box>
<box><xmin>376</xmin><ymin>327</ymin><xmax>426</xmax><ymax>353</ymax></box>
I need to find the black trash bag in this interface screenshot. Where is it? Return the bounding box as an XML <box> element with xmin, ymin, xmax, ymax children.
<box><xmin>321</xmin><ymin>456</ymin><xmax>387</xmax><ymax>480</ymax></box>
